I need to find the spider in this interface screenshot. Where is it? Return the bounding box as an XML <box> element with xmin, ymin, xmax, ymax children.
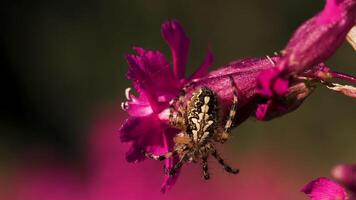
<box><xmin>144</xmin><ymin>76</ymin><xmax>240</xmax><ymax>180</ymax></box>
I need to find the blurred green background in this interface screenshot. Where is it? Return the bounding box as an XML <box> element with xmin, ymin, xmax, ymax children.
<box><xmin>0</xmin><ymin>0</ymin><xmax>355</xmax><ymax>199</ymax></box>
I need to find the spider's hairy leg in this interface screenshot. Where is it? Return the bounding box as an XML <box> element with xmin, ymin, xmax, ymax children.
<box><xmin>169</xmin><ymin>153</ymin><xmax>190</xmax><ymax>176</ymax></box>
<box><xmin>169</xmin><ymin>89</ymin><xmax>186</xmax><ymax>128</ymax></box>
<box><xmin>201</xmin><ymin>155</ymin><xmax>210</xmax><ymax>180</ymax></box>
<box><xmin>143</xmin><ymin>150</ymin><xmax>177</xmax><ymax>161</ymax></box>
<box><xmin>169</xmin><ymin>80</ymin><xmax>199</xmax><ymax>128</ymax></box>
<box><xmin>217</xmin><ymin>75</ymin><xmax>239</xmax><ymax>143</ymax></box>
<box><xmin>174</xmin><ymin>132</ymin><xmax>193</xmax><ymax>147</ymax></box>
<box><xmin>210</xmin><ymin>144</ymin><xmax>239</xmax><ymax>174</ymax></box>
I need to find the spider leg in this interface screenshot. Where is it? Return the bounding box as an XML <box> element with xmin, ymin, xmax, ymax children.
<box><xmin>143</xmin><ymin>150</ymin><xmax>177</xmax><ymax>161</ymax></box>
<box><xmin>169</xmin><ymin>80</ymin><xmax>199</xmax><ymax>128</ymax></box>
<box><xmin>210</xmin><ymin>145</ymin><xmax>239</xmax><ymax>174</ymax></box>
<box><xmin>201</xmin><ymin>155</ymin><xmax>210</xmax><ymax>180</ymax></box>
<box><xmin>218</xmin><ymin>75</ymin><xmax>239</xmax><ymax>143</ymax></box>
<box><xmin>169</xmin><ymin>89</ymin><xmax>186</xmax><ymax>128</ymax></box>
<box><xmin>168</xmin><ymin>153</ymin><xmax>190</xmax><ymax>176</ymax></box>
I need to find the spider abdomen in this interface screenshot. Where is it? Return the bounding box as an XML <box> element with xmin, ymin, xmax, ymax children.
<box><xmin>187</xmin><ymin>87</ymin><xmax>218</xmax><ymax>143</ymax></box>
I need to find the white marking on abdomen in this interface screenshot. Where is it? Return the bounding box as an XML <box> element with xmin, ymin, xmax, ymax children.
<box><xmin>192</xmin><ymin>130</ymin><xmax>198</xmax><ymax>141</ymax></box>
<box><xmin>203</xmin><ymin>120</ymin><xmax>213</xmax><ymax>131</ymax></box>
<box><xmin>200</xmin><ymin>131</ymin><xmax>210</xmax><ymax>141</ymax></box>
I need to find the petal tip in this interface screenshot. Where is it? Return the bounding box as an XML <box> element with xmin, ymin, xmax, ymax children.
<box><xmin>302</xmin><ymin>177</ymin><xmax>347</xmax><ymax>200</ymax></box>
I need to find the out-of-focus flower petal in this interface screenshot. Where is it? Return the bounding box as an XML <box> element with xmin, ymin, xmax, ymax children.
<box><xmin>2</xmin><ymin>151</ymin><xmax>87</xmax><ymax>200</ymax></box>
<box><xmin>333</xmin><ymin>164</ymin><xmax>356</xmax><ymax>192</ymax></box>
<box><xmin>189</xmin><ymin>48</ymin><xmax>214</xmax><ymax>81</ymax></box>
<box><xmin>161</xmin><ymin>20</ymin><xmax>190</xmax><ymax>80</ymax></box>
<box><xmin>302</xmin><ymin>177</ymin><xmax>348</xmax><ymax>200</ymax></box>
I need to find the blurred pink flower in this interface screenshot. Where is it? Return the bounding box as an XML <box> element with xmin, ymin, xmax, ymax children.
<box><xmin>301</xmin><ymin>177</ymin><xmax>348</xmax><ymax>200</ymax></box>
<box><xmin>121</xmin><ymin>20</ymin><xmax>213</xmax><ymax>192</ymax></box>
<box><xmin>2</xmin><ymin>151</ymin><xmax>87</xmax><ymax>200</ymax></box>
<box><xmin>302</xmin><ymin>164</ymin><xmax>356</xmax><ymax>200</ymax></box>
<box><xmin>121</xmin><ymin>41</ymin><xmax>317</xmax><ymax>190</ymax></box>
<box><xmin>333</xmin><ymin>164</ymin><xmax>356</xmax><ymax>198</ymax></box>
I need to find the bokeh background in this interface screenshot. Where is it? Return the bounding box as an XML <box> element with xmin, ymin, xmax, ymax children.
<box><xmin>0</xmin><ymin>0</ymin><xmax>355</xmax><ymax>199</ymax></box>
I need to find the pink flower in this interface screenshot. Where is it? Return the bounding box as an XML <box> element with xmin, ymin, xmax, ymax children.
<box><xmin>302</xmin><ymin>177</ymin><xmax>348</xmax><ymax>200</ymax></box>
<box><xmin>333</xmin><ymin>164</ymin><xmax>356</xmax><ymax>195</ymax></box>
<box><xmin>121</xmin><ymin>20</ymin><xmax>342</xmax><ymax>191</ymax></box>
<box><xmin>121</xmin><ymin>47</ymin><xmax>319</xmax><ymax>190</ymax></box>
<box><xmin>302</xmin><ymin>164</ymin><xmax>356</xmax><ymax>200</ymax></box>
<box><xmin>120</xmin><ymin>20</ymin><xmax>213</xmax><ymax>192</ymax></box>
<box><xmin>121</xmin><ymin>0</ymin><xmax>356</xmax><ymax>189</ymax></box>
<box><xmin>257</xmin><ymin>0</ymin><xmax>356</xmax><ymax>119</ymax></box>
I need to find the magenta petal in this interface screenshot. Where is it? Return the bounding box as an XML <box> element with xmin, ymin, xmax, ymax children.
<box><xmin>125</xmin><ymin>102</ymin><xmax>153</xmax><ymax>117</ymax></box>
<box><xmin>126</xmin><ymin>143</ymin><xmax>146</xmax><ymax>163</ymax></box>
<box><xmin>333</xmin><ymin>164</ymin><xmax>356</xmax><ymax>192</ymax></box>
<box><xmin>273</xmin><ymin>77</ymin><xmax>289</xmax><ymax>96</ymax></box>
<box><xmin>126</xmin><ymin>48</ymin><xmax>178</xmax><ymax>101</ymax></box>
<box><xmin>257</xmin><ymin>68</ymin><xmax>279</xmax><ymax>98</ymax></box>
<box><xmin>189</xmin><ymin>48</ymin><xmax>214</xmax><ymax>81</ymax></box>
<box><xmin>161</xmin><ymin>20</ymin><xmax>190</xmax><ymax>80</ymax></box>
<box><xmin>257</xmin><ymin>68</ymin><xmax>288</xmax><ymax>98</ymax></box>
<box><xmin>120</xmin><ymin>117</ymin><xmax>141</xmax><ymax>143</ymax></box>
<box><xmin>255</xmin><ymin>101</ymin><xmax>271</xmax><ymax>120</ymax></box>
<box><xmin>125</xmin><ymin>95</ymin><xmax>154</xmax><ymax>117</ymax></box>
<box><xmin>120</xmin><ymin>116</ymin><xmax>165</xmax><ymax>162</ymax></box>
<box><xmin>132</xmin><ymin>47</ymin><xmax>171</xmax><ymax>76</ymax></box>
<box><xmin>318</xmin><ymin>0</ymin><xmax>345</xmax><ymax>23</ymax></box>
<box><xmin>302</xmin><ymin>177</ymin><xmax>348</xmax><ymax>200</ymax></box>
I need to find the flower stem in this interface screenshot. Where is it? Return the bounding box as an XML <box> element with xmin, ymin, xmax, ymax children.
<box><xmin>330</xmin><ymin>70</ymin><xmax>356</xmax><ymax>84</ymax></box>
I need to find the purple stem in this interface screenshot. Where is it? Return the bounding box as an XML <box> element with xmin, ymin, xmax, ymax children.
<box><xmin>330</xmin><ymin>70</ymin><xmax>356</xmax><ymax>84</ymax></box>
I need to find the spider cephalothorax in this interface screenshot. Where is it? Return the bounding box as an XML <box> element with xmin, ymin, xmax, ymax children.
<box><xmin>145</xmin><ymin>76</ymin><xmax>239</xmax><ymax>180</ymax></box>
